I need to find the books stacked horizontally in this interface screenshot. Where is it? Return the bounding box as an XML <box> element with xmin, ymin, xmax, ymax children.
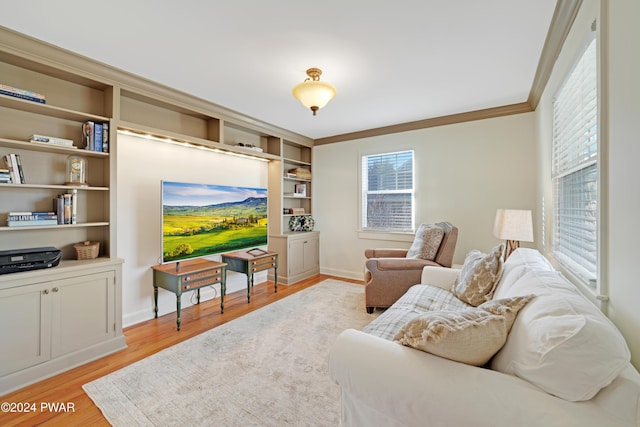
<box><xmin>0</xmin><ymin>83</ymin><xmax>46</xmax><ymax>104</ymax></box>
<box><xmin>7</xmin><ymin>211</ymin><xmax>57</xmax><ymax>227</ymax></box>
<box><xmin>2</xmin><ymin>153</ymin><xmax>25</xmax><ymax>184</ymax></box>
<box><xmin>82</xmin><ymin>120</ymin><xmax>109</xmax><ymax>153</ymax></box>
<box><xmin>0</xmin><ymin>168</ymin><xmax>12</xmax><ymax>184</ymax></box>
<box><xmin>29</xmin><ymin>134</ymin><xmax>76</xmax><ymax>149</ymax></box>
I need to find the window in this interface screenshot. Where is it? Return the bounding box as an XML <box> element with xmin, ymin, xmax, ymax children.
<box><xmin>552</xmin><ymin>35</ymin><xmax>598</xmax><ymax>288</ymax></box>
<box><xmin>361</xmin><ymin>150</ymin><xmax>414</xmax><ymax>232</ymax></box>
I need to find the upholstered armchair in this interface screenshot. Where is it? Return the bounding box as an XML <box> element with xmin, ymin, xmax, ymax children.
<box><xmin>364</xmin><ymin>222</ymin><xmax>458</xmax><ymax>313</ymax></box>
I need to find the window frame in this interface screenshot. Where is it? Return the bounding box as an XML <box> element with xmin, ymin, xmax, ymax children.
<box><xmin>359</xmin><ymin>149</ymin><xmax>415</xmax><ymax>235</ymax></box>
<box><xmin>551</xmin><ymin>29</ymin><xmax>602</xmax><ymax>293</ymax></box>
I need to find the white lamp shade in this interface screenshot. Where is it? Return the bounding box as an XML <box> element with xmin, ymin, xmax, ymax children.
<box><xmin>493</xmin><ymin>209</ymin><xmax>534</xmax><ymax>242</ymax></box>
<box><xmin>292</xmin><ymin>80</ymin><xmax>336</xmax><ymax>110</ymax></box>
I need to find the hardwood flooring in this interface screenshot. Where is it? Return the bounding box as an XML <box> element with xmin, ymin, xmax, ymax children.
<box><xmin>1</xmin><ymin>274</ymin><xmax>361</xmax><ymax>427</ymax></box>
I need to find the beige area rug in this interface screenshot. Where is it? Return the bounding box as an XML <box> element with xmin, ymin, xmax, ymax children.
<box><xmin>83</xmin><ymin>279</ymin><xmax>377</xmax><ymax>426</ymax></box>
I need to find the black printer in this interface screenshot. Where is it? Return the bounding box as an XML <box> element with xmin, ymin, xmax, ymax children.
<box><xmin>0</xmin><ymin>246</ymin><xmax>62</xmax><ymax>275</ymax></box>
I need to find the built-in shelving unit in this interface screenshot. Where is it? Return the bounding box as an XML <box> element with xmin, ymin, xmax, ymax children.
<box><xmin>0</xmin><ymin>29</ymin><xmax>122</xmax><ymax>396</ymax></box>
<box><xmin>0</xmin><ymin>26</ymin><xmax>319</xmax><ymax>395</ymax></box>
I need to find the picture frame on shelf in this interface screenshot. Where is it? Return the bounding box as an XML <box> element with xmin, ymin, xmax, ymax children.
<box><xmin>294</xmin><ymin>183</ymin><xmax>307</xmax><ymax>197</ymax></box>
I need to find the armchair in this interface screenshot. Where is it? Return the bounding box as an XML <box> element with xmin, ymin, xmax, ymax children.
<box><xmin>364</xmin><ymin>222</ymin><xmax>458</xmax><ymax>313</ymax></box>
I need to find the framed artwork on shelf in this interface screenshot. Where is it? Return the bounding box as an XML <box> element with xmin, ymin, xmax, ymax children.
<box><xmin>294</xmin><ymin>183</ymin><xmax>307</xmax><ymax>197</ymax></box>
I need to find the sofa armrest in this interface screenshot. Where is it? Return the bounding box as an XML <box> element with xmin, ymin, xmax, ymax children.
<box><xmin>365</xmin><ymin>248</ymin><xmax>409</xmax><ymax>259</ymax></box>
<box><xmin>421</xmin><ymin>266</ymin><xmax>461</xmax><ymax>291</ymax></box>
<box><xmin>329</xmin><ymin>329</ymin><xmax>624</xmax><ymax>427</ymax></box>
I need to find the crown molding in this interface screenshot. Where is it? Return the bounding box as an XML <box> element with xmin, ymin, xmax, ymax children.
<box><xmin>314</xmin><ymin>102</ymin><xmax>532</xmax><ymax>145</ymax></box>
<box><xmin>314</xmin><ymin>0</ymin><xmax>582</xmax><ymax>146</ymax></box>
<box><xmin>527</xmin><ymin>0</ymin><xmax>583</xmax><ymax>110</ymax></box>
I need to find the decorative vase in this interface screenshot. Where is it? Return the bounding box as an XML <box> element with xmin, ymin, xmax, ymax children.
<box><xmin>288</xmin><ymin>215</ymin><xmax>315</xmax><ymax>232</ymax></box>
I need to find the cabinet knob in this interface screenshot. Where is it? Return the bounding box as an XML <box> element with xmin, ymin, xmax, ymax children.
<box><xmin>42</xmin><ymin>289</ymin><xmax>49</xmax><ymax>295</ymax></box>
<box><xmin>52</xmin><ymin>287</ymin><xmax>59</xmax><ymax>293</ymax></box>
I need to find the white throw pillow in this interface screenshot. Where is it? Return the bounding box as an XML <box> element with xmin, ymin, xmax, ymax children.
<box><xmin>491</xmin><ymin>269</ymin><xmax>631</xmax><ymax>401</ymax></box>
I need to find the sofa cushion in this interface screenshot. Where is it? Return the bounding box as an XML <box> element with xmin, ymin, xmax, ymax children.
<box><xmin>363</xmin><ymin>284</ymin><xmax>470</xmax><ymax>341</ymax></box>
<box><xmin>491</xmin><ymin>269</ymin><xmax>632</xmax><ymax>401</ymax></box>
<box><xmin>393</xmin><ymin>295</ymin><xmax>534</xmax><ymax>366</ymax></box>
<box><xmin>406</xmin><ymin>223</ymin><xmax>445</xmax><ymax>261</ymax></box>
<box><xmin>492</xmin><ymin>247</ymin><xmax>555</xmax><ymax>299</ymax></box>
<box><xmin>452</xmin><ymin>244</ymin><xmax>504</xmax><ymax>306</ymax></box>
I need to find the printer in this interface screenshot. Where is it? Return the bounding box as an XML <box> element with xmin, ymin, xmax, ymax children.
<box><xmin>0</xmin><ymin>247</ymin><xmax>62</xmax><ymax>275</ymax></box>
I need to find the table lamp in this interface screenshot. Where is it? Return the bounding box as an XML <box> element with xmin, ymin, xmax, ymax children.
<box><xmin>493</xmin><ymin>209</ymin><xmax>533</xmax><ymax>259</ymax></box>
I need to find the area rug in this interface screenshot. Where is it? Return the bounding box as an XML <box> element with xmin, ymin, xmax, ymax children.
<box><xmin>83</xmin><ymin>279</ymin><xmax>377</xmax><ymax>426</ymax></box>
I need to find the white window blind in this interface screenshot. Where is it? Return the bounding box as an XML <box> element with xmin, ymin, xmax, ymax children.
<box><xmin>361</xmin><ymin>150</ymin><xmax>414</xmax><ymax>232</ymax></box>
<box><xmin>552</xmin><ymin>36</ymin><xmax>598</xmax><ymax>287</ymax></box>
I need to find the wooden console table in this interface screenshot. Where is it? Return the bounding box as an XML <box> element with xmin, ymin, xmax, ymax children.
<box><xmin>151</xmin><ymin>259</ymin><xmax>227</xmax><ymax>330</ymax></box>
<box><xmin>221</xmin><ymin>250</ymin><xmax>278</xmax><ymax>303</ymax></box>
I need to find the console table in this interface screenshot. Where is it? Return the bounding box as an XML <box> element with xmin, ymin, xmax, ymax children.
<box><xmin>151</xmin><ymin>259</ymin><xmax>227</xmax><ymax>330</ymax></box>
<box><xmin>221</xmin><ymin>250</ymin><xmax>278</xmax><ymax>303</ymax></box>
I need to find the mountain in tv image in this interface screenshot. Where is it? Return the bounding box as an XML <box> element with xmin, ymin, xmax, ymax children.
<box><xmin>162</xmin><ymin>181</ymin><xmax>268</xmax><ymax>262</ymax></box>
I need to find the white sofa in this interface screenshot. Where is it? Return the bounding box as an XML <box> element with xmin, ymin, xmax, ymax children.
<box><xmin>329</xmin><ymin>248</ymin><xmax>640</xmax><ymax>427</ymax></box>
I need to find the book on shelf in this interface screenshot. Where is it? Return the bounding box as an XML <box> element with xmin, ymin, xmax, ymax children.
<box><xmin>82</xmin><ymin>121</ymin><xmax>94</xmax><ymax>151</ymax></box>
<box><xmin>102</xmin><ymin>123</ymin><xmax>109</xmax><ymax>153</ymax></box>
<box><xmin>8</xmin><ymin>212</ymin><xmax>57</xmax><ymax>221</ymax></box>
<box><xmin>6</xmin><ymin>211</ymin><xmax>57</xmax><ymax>227</ymax></box>
<box><xmin>0</xmin><ymin>169</ymin><xmax>11</xmax><ymax>184</ymax></box>
<box><xmin>82</xmin><ymin>120</ymin><xmax>109</xmax><ymax>153</ymax></box>
<box><xmin>7</xmin><ymin>219</ymin><xmax>57</xmax><ymax>227</ymax></box>
<box><xmin>94</xmin><ymin>122</ymin><xmax>103</xmax><ymax>152</ymax></box>
<box><xmin>2</xmin><ymin>153</ymin><xmax>24</xmax><ymax>184</ymax></box>
<box><xmin>0</xmin><ymin>83</ymin><xmax>45</xmax><ymax>101</ymax></box>
<box><xmin>29</xmin><ymin>134</ymin><xmax>75</xmax><ymax>147</ymax></box>
<box><xmin>0</xmin><ymin>83</ymin><xmax>46</xmax><ymax>104</ymax></box>
<box><xmin>14</xmin><ymin>153</ymin><xmax>25</xmax><ymax>184</ymax></box>
<box><xmin>53</xmin><ymin>190</ymin><xmax>77</xmax><ymax>225</ymax></box>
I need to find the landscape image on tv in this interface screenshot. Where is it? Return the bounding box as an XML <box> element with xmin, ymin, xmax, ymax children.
<box><xmin>161</xmin><ymin>181</ymin><xmax>268</xmax><ymax>263</ymax></box>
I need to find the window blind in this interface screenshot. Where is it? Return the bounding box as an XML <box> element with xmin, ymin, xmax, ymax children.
<box><xmin>361</xmin><ymin>151</ymin><xmax>414</xmax><ymax>231</ymax></box>
<box><xmin>552</xmin><ymin>37</ymin><xmax>598</xmax><ymax>286</ymax></box>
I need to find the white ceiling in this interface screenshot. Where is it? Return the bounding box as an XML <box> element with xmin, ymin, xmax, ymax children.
<box><xmin>1</xmin><ymin>0</ymin><xmax>557</xmax><ymax>140</ymax></box>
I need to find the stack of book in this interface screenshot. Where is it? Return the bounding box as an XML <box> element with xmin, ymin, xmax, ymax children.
<box><xmin>7</xmin><ymin>211</ymin><xmax>57</xmax><ymax>227</ymax></box>
<box><xmin>82</xmin><ymin>120</ymin><xmax>109</xmax><ymax>153</ymax></box>
<box><xmin>29</xmin><ymin>134</ymin><xmax>76</xmax><ymax>149</ymax></box>
<box><xmin>2</xmin><ymin>153</ymin><xmax>25</xmax><ymax>184</ymax></box>
<box><xmin>53</xmin><ymin>189</ymin><xmax>77</xmax><ymax>224</ymax></box>
<box><xmin>0</xmin><ymin>168</ymin><xmax>11</xmax><ymax>184</ymax></box>
<box><xmin>0</xmin><ymin>83</ymin><xmax>46</xmax><ymax>104</ymax></box>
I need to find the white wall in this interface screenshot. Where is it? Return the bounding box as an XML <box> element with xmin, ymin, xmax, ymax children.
<box><xmin>535</xmin><ymin>0</ymin><xmax>640</xmax><ymax>368</ymax></box>
<box><xmin>116</xmin><ymin>132</ymin><xmax>269</xmax><ymax>327</ymax></box>
<box><xmin>607</xmin><ymin>0</ymin><xmax>640</xmax><ymax>370</ymax></box>
<box><xmin>313</xmin><ymin>113</ymin><xmax>537</xmax><ymax>280</ymax></box>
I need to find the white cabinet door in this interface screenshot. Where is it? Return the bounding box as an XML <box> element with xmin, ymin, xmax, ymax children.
<box><xmin>302</xmin><ymin>234</ymin><xmax>319</xmax><ymax>272</ymax></box>
<box><xmin>51</xmin><ymin>271</ymin><xmax>116</xmax><ymax>358</ymax></box>
<box><xmin>288</xmin><ymin>233</ymin><xmax>319</xmax><ymax>277</ymax></box>
<box><xmin>289</xmin><ymin>237</ymin><xmax>306</xmax><ymax>277</ymax></box>
<box><xmin>0</xmin><ymin>282</ymin><xmax>52</xmax><ymax>376</ymax></box>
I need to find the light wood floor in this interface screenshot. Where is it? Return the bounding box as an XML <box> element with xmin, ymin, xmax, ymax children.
<box><xmin>2</xmin><ymin>274</ymin><xmax>361</xmax><ymax>427</ymax></box>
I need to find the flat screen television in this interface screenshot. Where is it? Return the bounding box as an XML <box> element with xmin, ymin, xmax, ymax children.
<box><xmin>161</xmin><ymin>180</ymin><xmax>268</xmax><ymax>264</ymax></box>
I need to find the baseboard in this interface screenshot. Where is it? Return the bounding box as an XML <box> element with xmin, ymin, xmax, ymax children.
<box><xmin>0</xmin><ymin>336</ymin><xmax>126</xmax><ymax>397</ymax></box>
<box><xmin>320</xmin><ymin>266</ymin><xmax>364</xmax><ymax>282</ymax></box>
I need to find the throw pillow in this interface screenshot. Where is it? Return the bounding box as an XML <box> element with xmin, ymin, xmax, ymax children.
<box><xmin>406</xmin><ymin>223</ymin><xmax>444</xmax><ymax>261</ymax></box>
<box><xmin>393</xmin><ymin>295</ymin><xmax>534</xmax><ymax>366</ymax></box>
<box><xmin>491</xmin><ymin>270</ymin><xmax>632</xmax><ymax>401</ymax></box>
<box><xmin>452</xmin><ymin>244</ymin><xmax>504</xmax><ymax>306</ymax></box>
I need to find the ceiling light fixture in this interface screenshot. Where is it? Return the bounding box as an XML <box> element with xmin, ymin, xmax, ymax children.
<box><xmin>292</xmin><ymin>68</ymin><xmax>336</xmax><ymax>116</ymax></box>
